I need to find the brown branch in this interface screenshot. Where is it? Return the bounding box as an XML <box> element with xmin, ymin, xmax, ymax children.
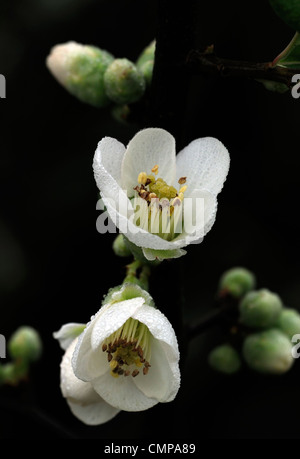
<box><xmin>187</xmin><ymin>49</ymin><xmax>300</xmax><ymax>88</ymax></box>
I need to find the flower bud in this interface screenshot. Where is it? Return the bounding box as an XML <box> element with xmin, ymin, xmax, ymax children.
<box><xmin>239</xmin><ymin>289</ymin><xmax>282</xmax><ymax>328</ymax></box>
<box><xmin>208</xmin><ymin>344</ymin><xmax>241</xmax><ymax>374</ymax></box>
<box><xmin>276</xmin><ymin>308</ymin><xmax>300</xmax><ymax>340</ymax></box>
<box><xmin>219</xmin><ymin>267</ymin><xmax>256</xmax><ymax>298</ymax></box>
<box><xmin>243</xmin><ymin>329</ymin><xmax>294</xmax><ymax>374</ymax></box>
<box><xmin>104</xmin><ymin>58</ymin><xmax>145</xmax><ymax>104</ymax></box>
<box><xmin>46</xmin><ymin>41</ymin><xmax>114</xmax><ymax>107</ymax></box>
<box><xmin>0</xmin><ymin>364</ymin><xmax>4</xmax><ymax>385</ymax></box>
<box><xmin>136</xmin><ymin>40</ymin><xmax>155</xmax><ymax>86</ymax></box>
<box><xmin>8</xmin><ymin>326</ymin><xmax>42</xmax><ymax>362</ymax></box>
<box><xmin>112</xmin><ymin>234</ymin><xmax>132</xmax><ymax>257</ymax></box>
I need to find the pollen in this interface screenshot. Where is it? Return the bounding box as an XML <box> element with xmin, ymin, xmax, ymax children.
<box><xmin>138</xmin><ymin>172</ymin><xmax>148</xmax><ymax>185</ymax></box>
<box><xmin>151</xmin><ymin>164</ymin><xmax>159</xmax><ymax>175</ymax></box>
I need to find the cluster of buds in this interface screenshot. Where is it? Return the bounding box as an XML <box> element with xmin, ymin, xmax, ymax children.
<box><xmin>0</xmin><ymin>326</ymin><xmax>42</xmax><ymax>386</ymax></box>
<box><xmin>208</xmin><ymin>267</ymin><xmax>300</xmax><ymax>375</ymax></box>
<box><xmin>46</xmin><ymin>40</ymin><xmax>155</xmax><ymax>112</ymax></box>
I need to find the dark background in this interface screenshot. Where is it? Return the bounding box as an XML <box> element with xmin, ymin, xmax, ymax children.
<box><xmin>0</xmin><ymin>0</ymin><xmax>299</xmax><ymax>439</ymax></box>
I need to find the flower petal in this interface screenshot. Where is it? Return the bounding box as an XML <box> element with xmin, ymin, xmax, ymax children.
<box><xmin>72</xmin><ymin>298</ymin><xmax>146</xmax><ymax>382</ymax></box>
<box><xmin>93</xmin><ymin>136</ymin><xmax>125</xmax><ymax>192</ymax></box>
<box><xmin>72</xmin><ymin>307</ymin><xmax>110</xmax><ymax>382</ymax></box>
<box><xmin>121</xmin><ymin>128</ymin><xmax>176</xmax><ymax>198</ymax></box>
<box><xmin>133</xmin><ymin>339</ymin><xmax>180</xmax><ymax>402</ymax></box>
<box><xmin>91</xmin><ymin>370</ymin><xmax>158</xmax><ymax>412</ymax></box>
<box><xmin>175</xmin><ymin>137</ymin><xmax>230</xmax><ymax>196</ymax></box>
<box><xmin>90</xmin><ymin>297</ymin><xmax>146</xmax><ymax>349</ymax></box>
<box><xmin>61</xmin><ymin>339</ymin><xmax>120</xmax><ymax>425</ymax></box>
<box><xmin>131</xmin><ymin>305</ymin><xmax>180</xmax><ymax>402</ymax></box>
<box><xmin>53</xmin><ymin>323</ymin><xmax>86</xmax><ymax>351</ymax></box>
<box><xmin>66</xmin><ymin>398</ymin><xmax>119</xmax><ymax>426</ymax></box>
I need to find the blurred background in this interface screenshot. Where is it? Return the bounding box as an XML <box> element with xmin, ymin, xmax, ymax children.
<box><xmin>0</xmin><ymin>0</ymin><xmax>299</xmax><ymax>439</ymax></box>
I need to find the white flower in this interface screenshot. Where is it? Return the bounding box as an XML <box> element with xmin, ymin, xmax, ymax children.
<box><xmin>93</xmin><ymin>128</ymin><xmax>230</xmax><ymax>261</ymax></box>
<box><xmin>67</xmin><ymin>284</ymin><xmax>180</xmax><ymax>413</ymax></box>
<box><xmin>54</xmin><ymin>324</ymin><xmax>120</xmax><ymax>425</ymax></box>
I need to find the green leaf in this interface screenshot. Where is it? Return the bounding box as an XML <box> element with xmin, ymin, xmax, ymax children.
<box><xmin>270</xmin><ymin>0</ymin><xmax>300</xmax><ymax>32</ymax></box>
<box><xmin>274</xmin><ymin>32</ymin><xmax>300</xmax><ymax>68</ymax></box>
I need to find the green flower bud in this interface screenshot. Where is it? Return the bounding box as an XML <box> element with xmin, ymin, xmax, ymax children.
<box><xmin>276</xmin><ymin>308</ymin><xmax>300</xmax><ymax>339</ymax></box>
<box><xmin>112</xmin><ymin>234</ymin><xmax>132</xmax><ymax>257</ymax></box>
<box><xmin>208</xmin><ymin>344</ymin><xmax>241</xmax><ymax>374</ymax></box>
<box><xmin>104</xmin><ymin>58</ymin><xmax>146</xmax><ymax>104</ymax></box>
<box><xmin>1</xmin><ymin>363</ymin><xmax>17</xmax><ymax>385</ymax></box>
<box><xmin>243</xmin><ymin>329</ymin><xmax>294</xmax><ymax>374</ymax></box>
<box><xmin>136</xmin><ymin>40</ymin><xmax>155</xmax><ymax>86</ymax></box>
<box><xmin>111</xmin><ymin>104</ymin><xmax>131</xmax><ymax>124</ymax></box>
<box><xmin>239</xmin><ymin>289</ymin><xmax>282</xmax><ymax>328</ymax></box>
<box><xmin>219</xmin><ymin>267</ymin><xmax>256</xmax><ymax>298</ymax></box>
<box><xmin>46</xmin><ymin>41</ymin><xmax>114</xmax><ymax>107</ymax></box>
<box><xmin>8</xmin><ymin>326</ymin><xmax>42</xmax><ymax>362</ymax></box>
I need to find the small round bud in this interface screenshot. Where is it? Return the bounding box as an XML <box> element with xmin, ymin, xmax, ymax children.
<box><xmin>112</xmin><ymin>234</ymin><xmax>132</xmax><ymax>257</ymax></box>
<box><xmin>208</xmin><ymin>344</ymin><xmax>241</xmax><ymax>374</ymax></box>
<box><xmin>104</xmin><ymin>58</ymin><xmax>145</xmax><ymax>104</ymax></box>
<box><xmin>219</xmin><ymin>267</ymin><xmax>256</xmax><ymax>298</ymax></box>
<box><xmin>46</xmin><ymin>41</ymin><xmax>114</xmax><ymax>107</ymax></box>
<box><xmin>8</xmin><ymin>326</ymin><xmax>42</xmax><ymax>362</ymax></box>
<box><xmin>276</xmin><ymin>308</ymin><xmax>300</xmax><ymax>340</ymax></box>
<box><xmin>1</xmin><ymin>363</ymin><xmax>17</xmax><ymax>385</ymax></box>
<box><xmin>239</xmin><ymin>289</ymin><xmax>282</xmax><ymax>328</ymax></box>
<box><xmin>243</xmin><ymin>329</ymin><xmax>294</xmax><ymax>374</ymax></box>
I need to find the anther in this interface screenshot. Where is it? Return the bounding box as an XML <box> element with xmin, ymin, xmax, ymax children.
<box><xmin>132</xmin><ymin>370</ymin><xmax>139</xmax><ymax>377</ymax></box>
<box><xmin>138</xmin><ymin>172</ymin><xmax>148</xmax><ymax>185</ymax></box>
<box><xmin>102</xmin><ymin>343</ymin><xmax>107</xmax><ymax>352</ymax></box>
<box><xmin>151</xmin><ymin>165</ymin><xmax>159</xmax><ymax>175</ymax></box>
<box><xmin>178</xmin><ymin>177</ymin><xmax>187</xmax><ymax>185</ymax></box>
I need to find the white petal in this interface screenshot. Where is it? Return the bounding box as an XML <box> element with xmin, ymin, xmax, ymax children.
<box><xmin>92</xmin><ymin>370</ymin><xmax>158</xmax><ymax>412</ymax></box>
<box><xmin>93</xmin><ymin>136</ymin><xmax>125</xmax><ymax>192</ymax></box>
<box><xmin>53</xmin><ymin>323</ymin><xmax>85</xmax><ymax>351</ymax></box>
<box><xmin>121</xmin><ymin>128</ymin><xmax>176</xmax><ymax>198</ymax></box>
<box><xmin>93</xmin><ymin>137</ymin><xmax>131</xmax><ymax>215</ymax></box>
<box><xmin>66</xmin><ymin>398</ymin><xmax>120</xmax><ymax>426</ymax></box>
<box><xmin>72</xmin><ymin>307</ymin><xmax>110</xmax><ymax>382</ymax></box>
<box><xmin>132</xmin><ymin>305</ymin><xmax>179</xmax><ymax>360</ymax></box>
<box><xmin>90</xmin><ymin>297</ymin><xmax>146</xmax><ymax>349</ymax></box>
<box><xmin>61</xmin><ymin>340</ymin><xmax>120</xmax><ymax>425</ymax></box>
<box><xmin>175</xmin><ymin>137</ymin><xmax>230</xmax><ymax>196</ymax></box>
<box><xmin>131</xmin><ymin>305</ymin><xmax>180</xmax><ymax>402</ymax></box>
<box><xmin>133</xmin><ymin>339</ymin><xmax>180</xmax><ymax>402</ymax></box>
<box><xmin>72</xmin><ymin>298</ymin><xmax>145</xmax><ymax>382</ymax></box>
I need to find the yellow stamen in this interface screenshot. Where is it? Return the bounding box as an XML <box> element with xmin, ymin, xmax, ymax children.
<box><xmin>178</xmin><ymin>192</ymin><xmax>184</xmax><ymax>201</ymax></box>
<box><xmin>179</xmin><ymin>185</ymin><xmax>187</xmax><ymax>194</ymax></box>
<box><xmin>138</xmin><ymin>172</ymin><xmax>148</xmax><ymax>185</ymax></box>
<box><xmin>151</xmin><ymin>164</ymin><xmax>159</xmax><ymax>175</ymax></box>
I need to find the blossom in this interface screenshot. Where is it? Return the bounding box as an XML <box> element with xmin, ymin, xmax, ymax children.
<box><xmin>54</xmin><ymin>284</ymin><xmax>180</xmax><ymax>420</ymax></box>
<box><xmin>93</xmin><ymin>128</ymin><xmax>230</xmax><ymax>261</ymax></box>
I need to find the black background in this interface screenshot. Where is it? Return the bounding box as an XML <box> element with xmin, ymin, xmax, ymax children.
<box><xmin>0</xmin><ymin>0</ymin><xmax>300</xmax><ymax>439</ymax></box>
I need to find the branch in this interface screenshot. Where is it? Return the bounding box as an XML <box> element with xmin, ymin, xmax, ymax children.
<box><xmin>187</xmin><ymin>49</ymin><xmax>299</xmax><ymax>88</ymax></box>
<box><xmin>187</xmin><ymin>292</ymin><xmax>239</xmax><ymax>341</ymax></box>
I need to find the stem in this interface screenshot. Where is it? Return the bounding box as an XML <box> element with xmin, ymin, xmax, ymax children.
<box><xmin>148</xmin><ymin>0</ymin><xmax>197</xmax><ymax>143</ymax></box>
<box><xmin>187</xmin><ymin>49</ymin><xmax>299</xmax><ymax>88</ymax></box>
<box><xmin>123</xmin><ymin>259</ymin><xmax>151</xmax><ymax>291</ymax></box>
<box><xmin>187</xmin><ymin>292</ymin><xmax>239</xmax><ymax>341</ymax></box>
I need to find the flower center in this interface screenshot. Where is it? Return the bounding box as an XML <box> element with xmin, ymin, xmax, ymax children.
<box><xmin>133</xmin><ymin>165</ymin><xmax>187</xmax><ymax>241</ymax></box>
<box><xmin>102</xmin><ymin>318</ymin><xmax>152</xmax><ymax>378</ymax></box>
